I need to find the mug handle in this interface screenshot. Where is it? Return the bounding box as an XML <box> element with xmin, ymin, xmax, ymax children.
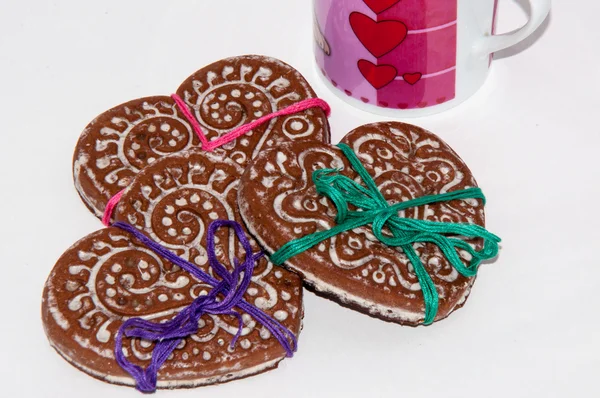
<box><xmin>476</xmin><ymin>0</ymin><xmax>551</xmax><ymax>55</ymax></box>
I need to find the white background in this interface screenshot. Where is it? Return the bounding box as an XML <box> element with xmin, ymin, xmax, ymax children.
<box><xmin>0</xmin><ymin>1</ymin><xmax>598</xmax><ymax>397</ymax></box>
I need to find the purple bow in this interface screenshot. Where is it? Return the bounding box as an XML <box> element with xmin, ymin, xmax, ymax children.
<box><xmin>113</xmin><ymin>220</ymin><xmax>297</xmax><ymax>393</ymax></box>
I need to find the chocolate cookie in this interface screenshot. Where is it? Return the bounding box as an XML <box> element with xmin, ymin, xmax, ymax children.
<box><xmin>42</xmin><ymin>222</ymin><xmax>303</xmax><ymax>389</ymax></box>
<box><xmin>113</xmin><ymin>148</ymin><xmax>269</xmax><ymax>268</ymax></box>
<box><xmin>238</xmin><ymin>122</ymin><xmax>498</xmax><ymax>326</ymax></box>
<box><xmin>74</xmin><ymin>55</ymin><xmax>330</xmax><ymax>219</ymax></box>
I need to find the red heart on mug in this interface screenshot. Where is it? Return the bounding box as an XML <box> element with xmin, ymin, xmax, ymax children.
<box><xmin>358</xmin><ymin>60</ymin><xmax>398</xmax><ymax>89</ymax></box>
<box><xmin>403</xmin><ymin>72</ymin><xmax>422</xmax><ymax>85</ymax></box>
<box><xmin>363</xmin><ymin>0</ymin><xmax>401</xmax><ymax>14</ymax></box>
<box><xmin>350</xmin><ymin>12</ymin><xmax>407</xmax><ymax>58</ymax></box>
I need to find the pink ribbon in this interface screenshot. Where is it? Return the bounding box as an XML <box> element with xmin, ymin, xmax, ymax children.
<box><xmin>101</xmin><ymin>95</ymin><xmax>331</xmax><ymax>225</ymax></box>
<box><xmin>171</xmin><ymin>94</ymin><xmax>331</xmax><ymax>152</ymax></box>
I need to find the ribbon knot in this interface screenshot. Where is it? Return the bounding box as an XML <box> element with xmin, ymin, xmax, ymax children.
<box><xmin>271</xmin><ymin>143</ymin><xmax>501</xmax><ymax>325</ymax></box>
<box><xmin>113</xmin><ymin>220</ymin><xmax>296</xmax><ymax>392</ymax></box>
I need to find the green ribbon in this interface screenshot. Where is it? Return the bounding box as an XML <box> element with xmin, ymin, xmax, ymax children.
<box><xmin>271</xmin><ymin>143</ymin><xmax>501</xmax><ymax>325</ymax></box>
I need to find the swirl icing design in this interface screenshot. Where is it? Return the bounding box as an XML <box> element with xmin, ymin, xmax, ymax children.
<box><xmin>43</xmin><ymin>205</ymin><xmax>303</xmax><ymax>386</ymax></box>
<box><xmin>74</xmin><ymin>97</ymin><xmax>198</xmax><ymax>219</ymax></box>
<box><xmin>238</xmin><ymin>122</ymin><xmax>486</xmax><ymax>325</ymax></box>
<box><xmin>74</xmin><ymin>55</ymin><xmax>330</xmax><ymax>220</ymax></box>
<box><xmin>175</xmin><ymin>55</ymin><xmax>329</xmax><ymax>162</ymax></box>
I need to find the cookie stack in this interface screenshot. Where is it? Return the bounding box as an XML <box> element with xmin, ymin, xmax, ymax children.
<box><xmin>41</xmin><ymin>55</ymin><xmax>500</xmax><ymax>392</ymax></box>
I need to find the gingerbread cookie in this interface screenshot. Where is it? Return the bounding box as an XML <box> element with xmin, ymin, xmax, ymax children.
<box><xmin>113</xmin><ymin>148</ymin><xmax>267</xmax><ymax>266</ymax></box>
<box><xmin>238</xmin><ymin>122</ymin><xmax>500</xmax><ymax>326</ymax></box>
<box><xmin>42</xmin><ymin>220</ymin><xmax>303</xmax><ymax>390</ymax></box>
<box><xmin>74</xmin><ymin>55</ymin><xmax>330</xmax><ymax>219</ymax></box>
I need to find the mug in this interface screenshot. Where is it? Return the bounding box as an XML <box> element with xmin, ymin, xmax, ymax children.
<box><xmin>313</xmin><ymin>0</ymin><xmax>551</xmax><ymax>117</ymax></box>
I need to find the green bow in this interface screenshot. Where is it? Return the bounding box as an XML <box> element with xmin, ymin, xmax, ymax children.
<box><xmin>271</xmin><ymin>143</ymin><xmax>501</xmax><ymax>324</ymax></box>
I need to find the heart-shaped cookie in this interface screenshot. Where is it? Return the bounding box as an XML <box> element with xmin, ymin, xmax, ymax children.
<box><xmin>73</xmin><ymin>55</ymin><xmax>330</xmax><ymax>220</ymax></box>
<box><xmin>45</xmin><ymin>148</ymin><xmax>304</xmax><ymax>389</ymax></box>
<box><xmin>42</xmin><ymin>223</ymin><xmax>302</xmax><ymax>389</ymax></box>
<box><xmin>238</xmin><ymin>122</ymin><xmax>499</xmax><ymax>326</ymax></box>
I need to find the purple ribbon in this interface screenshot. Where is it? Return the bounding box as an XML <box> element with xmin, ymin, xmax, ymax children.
<box><xmin>112</xmin><ymin>220</ymin><xmax>297</xmax><ymax>393</ymax></box>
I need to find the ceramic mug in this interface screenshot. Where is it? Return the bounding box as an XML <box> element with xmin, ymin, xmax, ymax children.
<box><xmin>313</xmin><ymin>0</ymin><xmax>551</xmax><ymax>117</ymax></box>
